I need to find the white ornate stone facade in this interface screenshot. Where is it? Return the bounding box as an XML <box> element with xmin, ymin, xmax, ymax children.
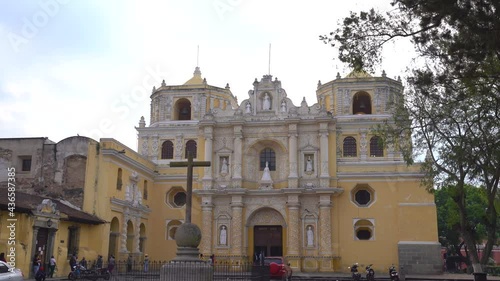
<box><xmin>134</xmin><ymin>69</ymin><xmax>439</xmax><ymax>274</ymax></box>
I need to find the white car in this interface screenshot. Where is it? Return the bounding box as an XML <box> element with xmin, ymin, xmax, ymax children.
<box><xmin>0</xmin><ymin>261</ymin><xmax>24</xmax><ymax>281</ymax></box>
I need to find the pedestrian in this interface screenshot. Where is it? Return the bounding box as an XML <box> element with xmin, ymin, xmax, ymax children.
<box><xmin>69</xmin><ymin>254</ymin><xmax>77</xmax><ymax>271</ymax></box>
<box><xmin>108</xmin><ymin>255</ymin><xmax>115</xmax><ymax>274</ymax></box>
<box><xmin>35</xmin><ymin>266</ymin><xmax>46</xmax><ymax>281</ymax></box>
<box><xmin>143</xmin><ymin>254</ymin><xmax>149</xmax><ymax>272</ymax></box>
<box><xmin>33</xmin><ymin>254</ymin><xmax>41</xmax><ymax>276</ymax></box>
<box><xmin>284</xmin><ymin>262</ymin><xmax>293</xmax><ymax>281</ymax></box>
<box><xmin>96</xmin><ymin>255</ymin><xmax>103</xmax><ymax>269</ymax></box>
<box><xmin>127</xmin><ymin>255</ymin><xmax>132</xmax><ymax>272</ymax></box>
<box><xmin>80</xmin><ymin>257</ymin><xmax>88</xmax><ymax>269</ymax></box>
<box><xmin>48</xmin><ymin>255</ymin><xmax>56</xmax><ymax>278</ymax></box>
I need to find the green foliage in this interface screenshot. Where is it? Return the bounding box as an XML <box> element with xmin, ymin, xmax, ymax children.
<box><xmin>322</xmin><ymin>0</ymin><xmax>500</xmax><ymax>269</ymax></box>
<box><xmin>435</xmin><ymin>185</ymin><xmax>492</xmax><ymax>247</ymax></box>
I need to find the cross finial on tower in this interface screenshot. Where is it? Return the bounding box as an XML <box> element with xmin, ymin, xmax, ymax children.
<box><xmin>268</xmin><ymin>43</ymin><xmax>271</xmax><ymax>75</ymax></box>
<box><xmin>197</xmin><ymin>45</ymin><xmax>199</xmax><ymax>67</ymax></box>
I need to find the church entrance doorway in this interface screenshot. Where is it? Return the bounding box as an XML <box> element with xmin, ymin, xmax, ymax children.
<box><xmin>254</xmin><ymin>225</ymin><xmax>282</xmax><ymax>257</ymax></box>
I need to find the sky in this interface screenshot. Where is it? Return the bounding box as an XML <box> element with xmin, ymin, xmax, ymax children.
<box><xmin>0</xmin><ymin>0</ymin><xmax>416</xmax><ymax>150</ymax></box>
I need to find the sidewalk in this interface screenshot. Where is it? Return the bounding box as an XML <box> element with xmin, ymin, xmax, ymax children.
<box><xmin>24</xmin><ymin>272</ymin><xmax>500</xmax><ymax>281</ymax></box>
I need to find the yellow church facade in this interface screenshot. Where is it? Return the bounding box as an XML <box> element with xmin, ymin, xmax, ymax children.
<box><xmin>88</xmin><ymin>67</ymin><xmax>441</xmax><ymax>274</ymax></box>
<box><xmin>0</xmin><ymin>67</ymin><xmax>441</xmax><ymax>276</ymax></box>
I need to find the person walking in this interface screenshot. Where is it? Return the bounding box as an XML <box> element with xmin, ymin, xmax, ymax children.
<box><xmin>126</xmin><ymin>255</ymin><xmax>132</xmax><ymax>273</ymax></box>
<box><xmin>35</xmin><ymin>266</ymin><xmax>46</xmax><ymax>281</ymax></box>
<box><xmin>48</xmin><ymin>256</ymin><xmax>56</xmax><ymax>278</ymax></box>
<box><xmin>79</xmin><ymin>257</ymin><xmax>88</xmax><ymax>269</ymax></box>
<box><xmin>33</xmin><ymin>254</ymin><xmax>41</xmax><ymax>276</ymax></box>
<box><xmin>143</xmin><ymin>254</ymin><xmax>149</xmax><ymax>273</ymax></box>
<box><xmin>69</xmin><ymin>254</ymin><xmax>77</xmax><ymax>271</ymax></box>
<box><xmin>107</xmin><ymin>255</ymin><xmax>115</xmax><ymax>274</ymax></box>
<box><xmin>96</xmin><ymin>255</ymin><xmax>103</xmax><ymax>269</ymax></box>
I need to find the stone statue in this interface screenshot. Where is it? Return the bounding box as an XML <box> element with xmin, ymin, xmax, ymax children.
<box><xmin>281</xmin><ymin>99</ymin><xmax>287</xmax><ymax>112</ymax></box>
<box><xmin>261</xmin><ymin>161</ymin><xmax>272</xmax><ymax>181</ymax></box>
<box><xmin>245</xmin><ymin>102</ymin><xmax>251</xmax><ymax>113</ymax></box>
<box><xmin>306</xmin><ymin>156</ymin><xmax>313</xmax><ymax>172</ymax></box>
<box><xmin>221</xmin><ymin>157</ymin><xmax>228</xmax><ymax>174</ymax></box>
<box><xmin>263</xmin><ymin>93</ymin><xmax>271</xmax><ymax>110</ymax></box>
<box><xmin>307</xmin><ymin>225</ymin><xmax>314</xmax><ymax>246</ymax></box>
<box><xmin>220</xmin><ymin>225</ymin><xmax>227</xmax><ymax>245</ymax></box>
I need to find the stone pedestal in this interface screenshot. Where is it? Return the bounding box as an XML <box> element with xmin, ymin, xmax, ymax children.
<box><xmin>161</xmin><ymin>223</ymin><xmax>213</xmax><ymax>281</ymax></box>
<box><xmin>161</xmin><ymin>261</ymin><xmax>213</xmax><ymax>281</ymax></box>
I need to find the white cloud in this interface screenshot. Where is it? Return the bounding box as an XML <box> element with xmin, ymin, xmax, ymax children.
<box><xmin>0</xmin><ymin>0</ymin><xmax>416</xmax><ymax>151</ymax></box>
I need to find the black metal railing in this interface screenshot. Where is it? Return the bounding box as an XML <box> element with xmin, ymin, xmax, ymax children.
<box><xmin>82</xmin><ymin>259</ymin><xmax>271</xmax><ymax>280</ymax></box>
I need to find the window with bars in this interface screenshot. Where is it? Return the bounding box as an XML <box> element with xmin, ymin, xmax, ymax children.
<box><xmin>370</xmin><ymin>136</ymin><xmax>384</xmax><ymax>157</ymax></box>
<box><xmin>161</xmin><ymin>140</ymin><xmax>174</xmax><ymax>159</ymax></box>
<box><xmin>19</xmin><ymin>156</ymin><xmax>32</xmax><ymax>172</ymax></box>
<box><xmin>185</xmin><ymin>140</ymin><xmax>197</xmax><ymax>158</ymax></box>
<box><xmin>343</xmin><ymin>137</ymin><xmax>357</xmax><ymax>157</ymax></box>
<box><xmin>259</xmin><ymin>148</ymin><xmax>276</xmax><ymax>171</ymax></box>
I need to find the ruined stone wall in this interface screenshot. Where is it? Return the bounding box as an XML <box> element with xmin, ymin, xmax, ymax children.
<box><xmin>0</xmin><ymin>136</ymin><xmax>94</xmax><ymax>209</ymax></box>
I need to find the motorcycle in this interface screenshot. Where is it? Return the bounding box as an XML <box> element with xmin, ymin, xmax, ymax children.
<box><xmin>68</xmin><ymin>265</ymin><xmax>105</xmax><ymax>281</ymax></box>
<box><xmin>349</xmin><ymin>263</ymin><xmax>361</xmax><ymax>281</ymax></box>
<box><xmin>365</xmin><ymin>264</ymin><xmax>375</xmax><ymax>281</ymax></box>
<box><xmin>93</xmin><ymin>267</ymin><xmax>111</xmax><ymax>280</ymax></box>
<box><xmin>389</xmin><ymin>265</ymin><xmax>399</xmax><ymax>281</ymax></box>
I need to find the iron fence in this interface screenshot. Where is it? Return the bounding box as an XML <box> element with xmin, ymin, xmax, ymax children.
<box><xmin>83</xmin><ymin>259</ymin><xmax>271</xmax><ymax>280</ymax></box>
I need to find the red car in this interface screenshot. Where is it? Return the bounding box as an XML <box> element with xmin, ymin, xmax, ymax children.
<box><xmin>263</xmin><ymin>257</ymin><xmax>292</xmax><ymax>280</ymax></box>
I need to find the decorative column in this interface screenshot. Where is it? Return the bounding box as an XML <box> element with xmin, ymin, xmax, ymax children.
<box><xmin>140</xmin><ymin>136</ymin><xmax>149</xmax><ymax>157</ymax></box>
<box><xmin>318</xmin><ymin>195</ymin><xmax>332</xmax><ymax>256</ymax></box>
<box><xmin>202</xmin><ymin>126</ymin><xmax>214</xmax><ymax>190</ymax></box>
<box><xmin>200</xmin><ymin>196</ymin><xmax>213</xmax><ymax>255</ymax></box>
<box><xmin>288</xmin><ymin>123</ymin><xmax>298</xmax><ymax>188</ymax></box>
<box><xmin>120</xmin><ymin>213</ymin><xmax>129</xmax><ymax>252</ymax></box>
<box><xmin>210</xmin><ymin>97</ymin><xmax>215</xmax><ymax>110</ymax></box>
<box><xmin>230</xmin><ymin>195</ymin><xmax>244</xmax><ymax>256</ymax></box>
<box><xmin>175</xmin><ymin>134</ymin><xmax>183</xmax><ymax>160</ymax></box>
<box><xmin>151</xmin><ymin>136</ymin><xmax>159</xmax><ymax>161</ymax></box>
<box><xmin>46</xmin><ymin>228</ymin><xmax>57</xmax><ymax>267</ymax></box>
<box><xmin>360</xmin><ymin>129</ymin><xmax>368</xmax><ymax>160</ymax></box>
<box><xmin>286</xmin><ymin>195</ymin><xmax>300</xmax><ymax>255</ymax></box>
<box><xmin>134</xmin><ymin>216</ymin><xmax>141</xmax><ymax>253</ymax></box>
<box><xmin>232</xmin><ymin>125</ymin><xmax>243</xmax><ymax>188</ymax></box>
<box><xmin>30</xmin><ymin>226</ymin><xmax>40</xmax><ymax>277</ymax></box>
<box><xmin>319</xmin><ymin>123</ymin><xmax>330</xmax><ymax>187</ymax></box>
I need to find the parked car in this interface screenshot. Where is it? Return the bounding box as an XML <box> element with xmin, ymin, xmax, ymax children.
<box><xmin>0</xmin><ymin>261</ymin><xmax>24</xmax><ymax>281</ymax></box>
<box><xmin>263</xmin><ymin>257</ymin><xmax>291</xmax><ymax>280</ymax></box>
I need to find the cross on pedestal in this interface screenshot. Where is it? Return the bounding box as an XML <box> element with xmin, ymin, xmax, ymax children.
<box><xmin>169</xmin><ymin>152</ymin><xmax>210</xmax><ymax>223</ymax></box>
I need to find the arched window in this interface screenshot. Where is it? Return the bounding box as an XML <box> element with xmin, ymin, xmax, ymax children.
<box><xmin>259</xmin><ymin>148</ymin><xmax>276</xmax><ymax>171</ymax></box>
<box><xmin>343</xmin><ymin>137</ymin><xmax>357</xmax><ymax>157</ymax></box>
<box><xmin>354</xmin><ymin>219</ymin><xmax>375</xmax><ymax>240</ymax></box>
<box><xmin>370</xmin><ymin>136</ymin><xmax>384</xmax><ymax>157</ymax></box>
<box><xmin>116</xmin><ymin>168</ymin><xmax>123</xmax><ymax>190</ymax></box>
<box><xmin>352</xmin><ymin>92</ymin><xmax>372</xmax><ymax>115</ymax></box>
<box><xmin>185</xmin><ymin>140</ymin><xmax>197</xmax><ymax>158</ymax></box>
<box><xmin>175</xmin><ymin>98</ymin><xmax>191</xmax><ymax>120</ymax></box>
<box><xmin>161</xmin><ymin>140</ymin><xmax>174</xmax><ymax>159</ymax></box>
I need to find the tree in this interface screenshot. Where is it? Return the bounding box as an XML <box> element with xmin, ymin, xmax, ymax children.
<box><xmin>435</xmin><ymin>185</ymin><xmax>494</xmax><ymax>272</ymax></box>
<box><xmin>321</xmin><ymin>0</ymin><xmax>500</xmax><ymax>272</ymax></box>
